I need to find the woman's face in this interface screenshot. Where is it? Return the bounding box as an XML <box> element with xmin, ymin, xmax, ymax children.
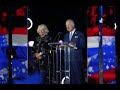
<box><xmin>38</xmin><ymin>28</ymin><xmax>46</xmax><ymax>37</ymax></box>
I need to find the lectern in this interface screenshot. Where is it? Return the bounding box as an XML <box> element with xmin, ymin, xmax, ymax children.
<box><xmin>48</xmin><ymin>42</ymin><xmax>77</xmax><ymax>84</ymax></box>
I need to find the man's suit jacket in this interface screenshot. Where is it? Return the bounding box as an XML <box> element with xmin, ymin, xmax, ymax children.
<box><xmin>64</xmin><ymin>30</ymin><xmax>85</xmax><ymax>84</ymax></box>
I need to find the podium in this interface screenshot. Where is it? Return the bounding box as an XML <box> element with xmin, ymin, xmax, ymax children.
<box><xmin>48</xmin><ymin>42</ymin><xmax>77</xmax><ymax>84</ymax></box>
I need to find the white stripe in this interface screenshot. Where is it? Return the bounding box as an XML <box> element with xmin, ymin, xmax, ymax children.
<box><xmin>87</xmin><ymin>36</ymin><xmax>99</xmax><ymax>48</ymax></box>
<box><xmin>6</xmin><ymin>34</ymin><xmax>27</xmax><ymax>46</ymax></box>
<box><xmin>87</xmin><ymin>36</ymin><xmax>115</xmax><ymax>48</ymax></box>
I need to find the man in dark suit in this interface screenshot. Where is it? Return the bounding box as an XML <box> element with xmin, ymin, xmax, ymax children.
<box><xmin>64</xmin><ymin>19</ymin><xmax>85</xmax><ymax>84</ymax></box>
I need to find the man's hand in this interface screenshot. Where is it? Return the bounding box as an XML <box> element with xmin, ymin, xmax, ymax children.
<box><xmin>68</xmin><ymin>42</ymin><xmax>77</xmax><ymax>49</ymax></box>
<box><xmin>69</xmin><ymin>42</ymin><xmax>76</xmax><ymax>47</ymax></box>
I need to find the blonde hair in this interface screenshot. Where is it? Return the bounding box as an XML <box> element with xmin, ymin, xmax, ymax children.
<box><xmin>37</xmin><ymin>24</ymin><xmax>49</xmax><ymax>35</ymax></box>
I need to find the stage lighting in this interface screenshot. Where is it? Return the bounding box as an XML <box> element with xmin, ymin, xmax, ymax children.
<box><xmin>28</xmin><ymin>41</ymin><xmax>34</xmax><ymax>47</ymax></box>
<box><xmin>27</xmin><ymin>18</ymin><xmax>33</xmax><ymax>30</ymax></box>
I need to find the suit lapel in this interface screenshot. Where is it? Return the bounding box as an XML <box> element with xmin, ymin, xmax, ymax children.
<box><xmin>66</xmin><ymin>33</ymin><xmax>70</xmax><ymax>42</ymax></box>
<box><xmin>71</xmin><ymin>30</ymin><xmax>77</xmax><ymax>41</ymax></box>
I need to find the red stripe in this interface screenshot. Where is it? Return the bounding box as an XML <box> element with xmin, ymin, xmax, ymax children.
<box><xmin>13</xmin><ymin>28</ymin><xmax>27</xmax><ymax>34</ymax></box>
<box><xmin>0</xmin><ymin>27</ymin><xmax>27</xmax><ymax>35</ymax></box>
<box><xmin>0</xmin><ymin>27</ymin><xmax>8</xmax><ymax>35</ymax></box>
<box><xmin>88</xmin><ymin>68</ymin><xmax>116</xmax><ymax>84</ymax></box>
<box><xmin>87</xmin><ymin>27</ymin><xmax>115</xmax><ymax>36</ymax></box>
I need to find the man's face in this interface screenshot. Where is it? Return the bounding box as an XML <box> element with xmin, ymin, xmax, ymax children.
<box><xmin>65</xmin><ymin>20</ymin><xmax>74</xmax><ymax>32</ymax></box>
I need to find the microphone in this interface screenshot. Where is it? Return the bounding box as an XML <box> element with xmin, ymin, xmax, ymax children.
<box><xmin>57</xmin><ymin>32</ymin><xmax>62</xmax><ymax>42</ymax></box>
<box><xmin>48</xmin><ymin>32</ymin><xmax>62</xmax><ymax>46</ymax></box>
<box><xmin>53</xmin><ymin>32</ymin><xmax>62</xmax><ymax>42</ymax></box>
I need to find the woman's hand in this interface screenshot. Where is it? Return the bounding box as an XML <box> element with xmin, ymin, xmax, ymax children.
<box><xmin>35</xmin><ymin>52</ymin><xmax>43</xmax><ymax>60</ymax></box>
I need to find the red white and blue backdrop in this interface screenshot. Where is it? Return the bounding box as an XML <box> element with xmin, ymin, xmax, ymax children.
<box><xmin>0</xmin><ymin>5</ymin><xmax>28</xmax><ymax>84</ymax></box>
<box><xmin>87</xmin><ymin>6</ymin><xmax>116</xmax><ymax>84</ymax></box>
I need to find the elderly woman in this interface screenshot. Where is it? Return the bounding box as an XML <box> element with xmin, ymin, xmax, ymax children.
<box><xmin>32</xmin><ymin>24</ymin><xmax>52</xmax><ymax>84</ymax></box>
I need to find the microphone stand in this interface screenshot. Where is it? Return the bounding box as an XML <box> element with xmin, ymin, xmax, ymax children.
<box><xmin>57</xmin><ymin>32</ymin><xmax>62</xmax><ymax>42</ymax></box>
<box><xmin>53</xmin><ymin>32</ymin><xmax>62</xmax><ymax>42</ymax></box>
